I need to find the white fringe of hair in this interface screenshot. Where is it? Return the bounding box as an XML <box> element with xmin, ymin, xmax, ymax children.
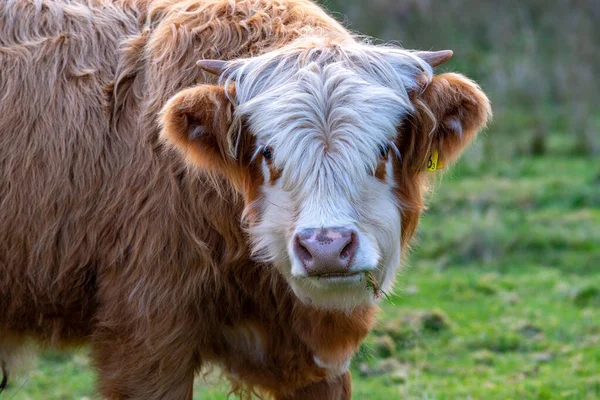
<box><xmin>222</xmin><ymin>38</ymin><xmax>432</xmax><ymax>137</ymax></box>
<box><xmin>219</xmin><ymin>36</ymin><xmax>433</xmax><ymax>202</ymax></box>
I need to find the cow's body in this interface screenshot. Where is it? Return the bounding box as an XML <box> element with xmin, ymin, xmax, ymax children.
<box><xmin>0</xmin><ymin>0</ymin><xmax>491</xmax><ymax>398</ymax></box>
<box><xmin>0</xmin><ymin>1</ymin><xmax>371</xmax><ymax>398</ymax></box>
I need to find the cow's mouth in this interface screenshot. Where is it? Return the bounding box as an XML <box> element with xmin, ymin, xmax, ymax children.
<box><xmin>288</xmin><ymin>268</ymin><xmax>378</xmax><ymax>310</ymax></box>
<box><xmin>304</xmin><ymin>270</ymin><xmax>370</xmax><ymax>287</ymax></box>
<box><xmin>314</xmin><ymin>271</ymin><xmax>363</xmax><ymax>280</ymax></box>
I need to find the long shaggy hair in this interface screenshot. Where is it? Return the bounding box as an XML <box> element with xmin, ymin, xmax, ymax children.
<box><xmin>0</xmin><ymin>0</ymin><xmax>490</xmax><ymax>398</ymax></box>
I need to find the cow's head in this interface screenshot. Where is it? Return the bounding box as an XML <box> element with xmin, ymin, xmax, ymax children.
<box><xmin>161</xmin><ymin>38</ymin><xmax>491</xmax><ymax>311</ymax></box>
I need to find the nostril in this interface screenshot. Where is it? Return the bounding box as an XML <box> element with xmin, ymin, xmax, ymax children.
<box><xmin>294</xmin><ymin>234</ymin><xmax>313</xmax><ymax>266</ymax></box>
<box><xmin>340</xmin><ymin>231</ymin><xmax>358</xmax><ymax>261</ymax></box>
<box><xmin>293</xmin><ymin>228</ymin><xmax>360</xmax><ymax>275</ymax></box>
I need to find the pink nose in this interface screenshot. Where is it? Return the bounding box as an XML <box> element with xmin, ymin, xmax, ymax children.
<box><xmin>293</xmin><ymin>228</ymin><xmax>359</xmax><ymax>276</ymax></box>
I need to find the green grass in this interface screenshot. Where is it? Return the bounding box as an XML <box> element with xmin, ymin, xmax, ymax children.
<box><xmin>4</xmin><ymin>142</ymin><xmax>599</xmax><ymax>399</ymax></box>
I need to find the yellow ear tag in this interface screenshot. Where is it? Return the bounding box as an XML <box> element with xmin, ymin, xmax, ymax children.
<box><xmin>426</xmin><ymin>149</ymin><xmax>444</xmax><ymax>172</ymax></box>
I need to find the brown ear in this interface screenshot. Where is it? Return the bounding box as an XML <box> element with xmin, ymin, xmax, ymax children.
<box><xmin>160</xmin><ymin>84</ymin><xmax>245</xmax><ymax>176</ymax></box>
<box><xmin>404</xmin><ymin>73</ymin><xmax>492</xmax><ymax>170</ymax></box>
<box><xmin>394</xmin><ymin>73</ymin><xmax>491</xmax><ymax>248</ymax></box>
<box><xmin>161</xmin><ymin>85</ymin><xmax>263</xmax><ymax>203</ymax></box>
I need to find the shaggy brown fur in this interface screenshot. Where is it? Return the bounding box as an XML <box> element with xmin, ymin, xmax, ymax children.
<box><xmin>0</xmin><ymin>0</ymin><xmax>490</xmax><ymax>398</ymax></box>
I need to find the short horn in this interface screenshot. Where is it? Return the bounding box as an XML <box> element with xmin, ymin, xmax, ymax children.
<box><xmin>196</xmin><ymin>59</ymin><xmax>227</xmax><ymax>75</ymax></box>
<box><xmin>416</xmin><ymin>50</ymin><xmax>453</xmax><ymax>67</ymax></box>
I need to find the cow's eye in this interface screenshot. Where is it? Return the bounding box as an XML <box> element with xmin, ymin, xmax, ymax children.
<box><xmin>262</xmin><ymin>146</ymin><xmax>273</xmax><ymax>162</ymax></box>
<box><xmin>379</xmin><ymin>144</ymin><xmax>390</xmax><ymax>158</ymax></box>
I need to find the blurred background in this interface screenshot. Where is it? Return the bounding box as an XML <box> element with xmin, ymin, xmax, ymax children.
<box><xmin>7</xmin><ymin>1</ymin><xmax>599</xmax><ymax>399</ymax></box>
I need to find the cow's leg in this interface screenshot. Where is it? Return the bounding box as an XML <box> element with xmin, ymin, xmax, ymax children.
<box><xmin>277</xmin><ymin>371</ymin><xmax>352</xmax><ymax>400</ymax></box>
<box><xmin>91</xmin><ymin>324</ymin><xmax>198</xmax><ymax>400</ymax></box>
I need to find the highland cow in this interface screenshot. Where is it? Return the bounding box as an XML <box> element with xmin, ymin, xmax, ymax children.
<box><xmin>0</xmin><ymin>0</ymin><xmax>491</xmax><ymax>398</ymax></box>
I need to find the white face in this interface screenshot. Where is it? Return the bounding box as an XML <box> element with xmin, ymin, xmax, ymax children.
<box><xmin>224</xmin><ymin>41</ymin><xmax>431</xmax><ymax>310</ymax></box>
<box><xmin>251</xmin><ymin>145</ymin><xmax>402</xmax><ymax>311</ymax></box>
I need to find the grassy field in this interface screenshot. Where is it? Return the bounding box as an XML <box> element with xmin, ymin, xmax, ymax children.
<box><xmin>4</xmin><ymin>139</ymin><xmax>599</xmax><ymax>399</ymax></box>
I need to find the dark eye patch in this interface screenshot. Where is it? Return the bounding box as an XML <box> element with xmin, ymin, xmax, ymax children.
<box><xmin>378</xmin><ymin>144</ymin><xmax>390</xmax><ymax>158</ymax></box>
<box><xmin>262</xmin><ymin>146</ymin><xmax>273</xmax><ymax>162</ymax></box>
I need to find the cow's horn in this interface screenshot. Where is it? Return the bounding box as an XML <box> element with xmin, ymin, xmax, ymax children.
<box><xmin>196</xmin><ymin>60</ymin><xmax>227</xmax><ymax>75</ymax></box>
<box><xmin>416</xmin><ymin>50</ymin><xmax>453</xmax><ymax>67</ymax></box>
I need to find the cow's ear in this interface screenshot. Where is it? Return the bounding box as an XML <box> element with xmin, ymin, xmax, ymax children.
<box><xmin>160</xmin><ymin>85</ymin><xmax>240</xmax><ymax>174</ymax></box>
<box><xmin>394</xmin><ymin>73</ymin><xmax>491</xmax><ymax>248</ymax></box>
<box><xmin>401</xmin><ymin>73</ymin><xmax>492</xmax><ymax>170</ymax></box>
